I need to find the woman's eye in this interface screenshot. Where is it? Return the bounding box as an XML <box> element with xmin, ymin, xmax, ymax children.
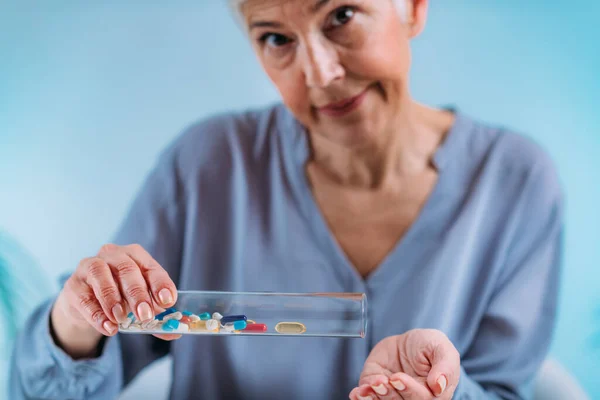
<box><xmin>259</xmin><ymin>33</ymin><xmax>291</xmax><ymax>48</ymax></box>
<box><xmin>329</xmin><ymin>6</ymin><xmax>355</xmax><ymax>28</ymax></box>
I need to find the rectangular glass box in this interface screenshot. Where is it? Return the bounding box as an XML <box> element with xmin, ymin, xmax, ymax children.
<box><xmin>118</xmin><ymin>290</ymin><xmax>368</xmax><ymax>338</ymax></box>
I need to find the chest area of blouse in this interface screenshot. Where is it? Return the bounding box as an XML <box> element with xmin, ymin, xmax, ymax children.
<box><xmin>310</xmin><ymin>172</ymin><xmax>439</xmax><ymax>279</ymax></box>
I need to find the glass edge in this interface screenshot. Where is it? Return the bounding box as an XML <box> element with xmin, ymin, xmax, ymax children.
<box><xmin>362</xmin><ymin>293</ymin><xmax>368</xmax><ymax>338</ymax></box>
<box><xmin>176</xmin><ymin>290</ymin><xmax>367</xmax><ymax>298</ymax></box>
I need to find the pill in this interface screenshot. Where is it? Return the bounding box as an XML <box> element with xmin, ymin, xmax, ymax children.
<box><xmin>244</xmin><ymin>323</ymin><xmax>267</xmax><ymax>332</ymax></box>
<box><xmin>221</xmin><ymin>315</ymin><xmax>247</xmax><ymax>324</ymax></box>
<box><xmin>163</xmin><ymin>312</ymin><xmax>183</xmax><ymax>322</ymax></box>
<box><xmin>175</xmin><ymin>323</ymin><xmax>189</xmax><ymax>333</ymax></box>
<box><xmin>275</xmin><ymin>322</ymin><xmax>306</xmax><ymax>334</ymax></box>
<box><xmin>182</xmin><ymin>311</ymin><xmax>193</xmax><ymax>316</ymax></box>
<box><xmin>189</xmin><ymin>315</ymin><xmax>201</xmax><ymax>322</ymax></box>
<box><xmin>162</xmin><ymin>319</ymin><xmax>180</xmax><ymax>332</ymax></box>
<box><xmin>127</xmin><ymin>325</ymin><xmax>142</xmax><ymax>331</ymax></box>
<box><xmin>205</xmin><ymin>319</ymin><xmax>219</xmax><ymax>331</ymax></box>
<box><xmin>121</xmin><ymin>313</ymin><xmax>135</xmax><ymax>329</ymax></box>
<box><xmin>141</xmin><ymin>319</ymin><xmax>160</xmax><ymax>329</ymax></box>
<box><xmin>180</xmin><ymin>316</ymin><xmax>192</xmax><ymax>325</ymax></box>
<box><xmin>224</xmin><ymin>320</ymin><xmax>247</xmax><ymax>331</ymax></box>
<box><xmin>199</xmin><ymin>312</ymin><xmax>211</xmax><ymax>320</ymax></box>
<box><xmin>190</xmin><ymin>320</ymin><xmax>206</xmax><ymax>330</ymax></box>
<box><xmin>246</xmin><ymin>320</ymin><xmax>256</xmax><ymax>324</ymax></box>
<box><xmin>156</xmin><ymin>308</ymin><xmax>177</xmax><ymax>321</ymax></box>
<box><xmin>212</xmin><ymin>312</ymin><xmax>223</xmax><ymax>321</ymax></box>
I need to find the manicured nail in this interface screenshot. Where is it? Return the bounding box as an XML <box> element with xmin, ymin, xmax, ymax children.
<box><xmin>137</xmin><ymin>302</ymin><xmax>153</xmax><ymax>321</ymax></box>
<box><xmin>357</xmin><ymin>395</ymin><xmax>372</xmax><ymax>400</ymax></box>
<box><xmin>372</xmin><ymin>384</ymin><xmax>387</xmax><ymax>395</ymax></box>
<box><xmin>391</xmin><ymin>380</ymin><xmax>406</xmax><ymax>391</ymax></box>
<box><xmin>158</xmin><ymin>288</ymin><xmax>173</xmax><ymax>305</ymax></box>
<box><xmin>103</xmin><ymin>321</ymin><xmax>116</xmax><ymax>334</ymax></box>
<box><xmin>112</xmin><ymin>304</ymin><xmax>126</xmax><ymax>323</ymax></box>
<box><xmin>437</xmin><ymin>375</ymin><xmax>447</xmax><ymax>394</ymax></box>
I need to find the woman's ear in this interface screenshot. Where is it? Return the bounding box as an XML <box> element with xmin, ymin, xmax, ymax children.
<box><xmin>405</xmin><ymin>0</ymin><xmax>429</xmax><ymax>38</ymax></box>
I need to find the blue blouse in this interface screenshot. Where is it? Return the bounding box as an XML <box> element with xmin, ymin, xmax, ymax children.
<box><xmin>10</xmin><ymin>104</ymin><xmax>563</xmax><ymax>399</ymax></box>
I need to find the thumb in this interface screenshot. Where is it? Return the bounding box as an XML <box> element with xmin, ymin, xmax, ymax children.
<box><xmin>426</xmin><ymin>338</ymin><xmax>460</xmax><ymax>397</ymax></box>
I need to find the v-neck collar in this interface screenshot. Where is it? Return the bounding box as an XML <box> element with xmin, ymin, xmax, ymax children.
<box><xmin>276</xmin><ymin>104</ymin><xmax>474</xmax><ymax>287</ymax></box>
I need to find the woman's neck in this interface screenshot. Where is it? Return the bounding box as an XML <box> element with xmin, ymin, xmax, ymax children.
<box><xmin>307</xmin><ymin>102</ymin><xmax>455</xmax><ymax>191</ymax></box>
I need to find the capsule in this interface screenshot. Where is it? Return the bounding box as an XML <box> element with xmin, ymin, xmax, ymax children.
<box><xmin>244</xmin><ymin>323</ymin><xmax>267</xmax><ymax>332</ymax></box>
<box><xmin>199</xmin><ymin>312</ymin><xmax>211</xmax><ymax>320</ymax></box>
<box><xmin>163</xmin><ymin>312</ymin><xmax>182</xmax><ymax>321</ymax></box>
<box><xmin>162</xmin><ymin>319</ymin><xmax>180</xmax><ymax>332</ymax></box>
<box><xmin>220</xmin><ymin>315</ymin><xmax>247</xmax><ymax>324</ymax></box>
<box><xmin>212</xmin><ymin>312</ymin><xmax>223</xmax><ymax>321</ymax></box>
<box><xmin>205</xmin><ymin>319</ymin><xmax>219</xmax><ymax>332</ymax></box>
<box><xmin>182</xmin><ymin>310</ymin><xmax>193</xmax><ymax>316</ymax></box>
<box><xmin>275</xmin><ymin>322</ymin><xmax>306</xmax><ymax>334</ymax></box>
<box><xmin>223</xmin><ymin>320</ymin><xmax>247</xmax><ymax>331</ymax></box>
<box><xmin>141</xmin><ymin>319</ymin><xmax>160</xmax><ymax>329</ymax></box>
<box><xmin>189</xmin><ymin>320</ymin><xmax>206</xmax><ymax>331</ymax></box>
<box><xmin>121</xmin><ymin>312</ymin><xmax>135</xmax><ymax>329</ymax></box>
<box><xmin>189</xmin><ymin>314</ymin><xmax>201</xmax><ymax>322</ymax></box>
<box><xmin>156</xmin><ymin>308</ymin><xmax>177</xmax><ymax>321</ymax></box>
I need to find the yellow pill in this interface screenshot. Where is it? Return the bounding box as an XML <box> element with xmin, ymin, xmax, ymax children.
<box><xmin>275</xmin><ymin>322</ymin><xmax>306</xmax><ymax>334</ymax></box>
<box><xmin>190</xmin><ymin>320</ymin><xmax>206</xmax><ymax>331</ymax></box>
<box><xmin>246</xmin><ymin>320</ymin><xmax>256</xmax><ymax>324</ymax></box>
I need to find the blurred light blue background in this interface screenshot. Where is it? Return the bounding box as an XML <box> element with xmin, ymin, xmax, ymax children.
<box><xmin>1</xmin><ymin>1</ymin><xmax>598</xmax><ymax>397</ymax></box>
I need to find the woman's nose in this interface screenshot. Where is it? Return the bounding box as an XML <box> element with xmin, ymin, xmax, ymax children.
<box><xmin>299</xmin><ymin>36</ymin><xmax>345</xmax><ymax>88</ymax></box>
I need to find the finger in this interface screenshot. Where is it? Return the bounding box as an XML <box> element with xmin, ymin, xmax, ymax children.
<box><xmin>359</xmin><ymin>375</ymin><xmax>400</xmax><ymax>400</ymax></box>
<box><xmin>152</xmin><ymin>333</ymin><xmax>182</xmax><ymax>341</ymax></box>
<box><xmin>427</xmin><ymin>341</ymin><xmax>460</xmax><ymax>397</ymax></box>
<box><xmin>81</xmin><ymin>257</ymin><xmax>127</xmax><ymax>324</ymax></box>
<box><xmin>349</xmin><ymin>384</ymin><xmax>378</xmax><ymax>400</ymax></box>
<box><xmin>389</xmin><ymin>372</ymin><xmax>433</xmax><ymax>400</ymax></box>
<box><xmin>65</xmin><ymin>277</ymin><xmax>118</xmax><ymax>336</ymax></box>
<box><xmin>100</xmin><ymin>248</ymin><xmax>154</xmax><ymax>322</ymax></box>
<box><xmin>125</xmin><ymin>244</ymin><xmax>177</xmax><ymax>308</ymax></box>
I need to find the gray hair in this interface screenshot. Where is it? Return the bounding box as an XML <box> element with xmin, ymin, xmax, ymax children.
<box><xmin>228</xmin><ymin>0</ymin><xmax>408</xmax><ymax>29</ymax></box>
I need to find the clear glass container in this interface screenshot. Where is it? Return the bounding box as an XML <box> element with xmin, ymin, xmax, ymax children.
<box><xmin>118</xmin><ymin>290</ymin><xmax>367</xmax><ymax>338</ymax></box>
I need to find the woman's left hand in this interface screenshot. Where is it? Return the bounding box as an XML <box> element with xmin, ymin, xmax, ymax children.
<box><xmin>349</xmin><ymin>329</ymin><xmax>461</xmax><ymax>400</ymax></box>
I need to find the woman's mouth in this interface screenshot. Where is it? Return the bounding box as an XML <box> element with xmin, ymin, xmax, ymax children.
<box><xmin>317</xmin><ymin>87</ymin><xmax>370</xmax><ymax>118</ymax></box>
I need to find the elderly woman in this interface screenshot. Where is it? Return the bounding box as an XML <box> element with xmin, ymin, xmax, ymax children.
<box><xmin>10</xmin><ymin>0</ymin><xmax>562</xmax><ymax>399</ymax></box>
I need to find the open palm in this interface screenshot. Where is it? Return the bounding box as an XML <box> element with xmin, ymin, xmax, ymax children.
<box><xmin>349</xmin><ymin>329</ymin><xmax>460</xmax><ymax>400</ymax></box>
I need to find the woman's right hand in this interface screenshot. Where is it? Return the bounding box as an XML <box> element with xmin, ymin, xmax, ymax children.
<box><xmin>50</xmin><ymin>243</ymin><xmax>179</xmax><ymax>358</ymax></box>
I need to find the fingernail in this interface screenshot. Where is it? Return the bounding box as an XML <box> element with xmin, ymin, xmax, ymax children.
<box><xmin>357</xmin><ymin>395</ymin><xmax>372</xmax><ymax>400</ymax></box>
<box><xmin>437</xmin><ymin>375</ymin><xmax>447</xmax><ymax>394</ymax></box>
<box><xmin>372</xmin><ymin>384</ymin><xmax>387</xmax><ymax>395</ymax></box>
<box><xmin>103</xmin><ymin>321</ymin><xmax>116</xmax><ymax>334</ymax></box>
<box><xmin>137</xmin><ymin>302</ymin><xmax>153</xmax><ymax>321</ymax></box>
<box><xmin>158</xmin><ymin>288</ymin><xmax>173</xmax><ymax>305</ymax></box>
<box><xmin>391</xmin><ymin>380</ymin><xmax>406</xmax><ymax>391</ymax></box>
<box><xmin>112</xmin><ymin>304</ymin><xmax>126</xmax><ymax>323</ymax></box>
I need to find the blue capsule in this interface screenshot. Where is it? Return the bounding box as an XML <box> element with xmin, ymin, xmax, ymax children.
<box><xmin>199</xmin><ymin>312</ymin><xmax>211</xmax><ymax>320</ymax></box>
<box><xmin>221</xmin><ymin>315</ymin><xmax>247</xmax><ymax>324</ymax></box>
<box><xmin>182</xmin><ymin>310</ymin><xmax>193</xmax><ymax>316</ymax></box>
<box><xmin>156</xmin><ymin>307</ymin><xmax>177</xmax><ymax>321</ymax></box>
<box><xmin>162</xmin><ymin>319</ymin><xmax>180</xmax><ymax>331</ymax></box>
<box><xmin>229</xmin><ymin>320</ymin><xmax>247</xmax><ymax>330</ymax></box>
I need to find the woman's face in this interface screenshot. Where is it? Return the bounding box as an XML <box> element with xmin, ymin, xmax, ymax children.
<box><xmin>241</xmin><ymin>0</ymin><xmax>427</xmax><ymax>149</ymax></box>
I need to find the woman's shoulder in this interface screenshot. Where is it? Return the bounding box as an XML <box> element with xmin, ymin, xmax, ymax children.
<box><xmin>461</xmin><ymin>113</ymin><xmax>563</xmax><ymax>200</ymax></box>
<box><xmin>155</xmin><ymin>102</ymin><xmax>289</xmax><ymax>180</ymax></box>
<box><xmin>463</xmin><ymin>111</ymin><xmax>563</xmax><ymax>208</ymax></box>
<box><xmin>170</xmin><ymin>102</ymin><xmax>286</xmax><ymax>158</ymax></box>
